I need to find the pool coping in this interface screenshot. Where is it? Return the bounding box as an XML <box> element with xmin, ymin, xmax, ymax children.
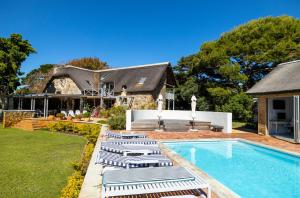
<box><xmin>159</xmin><ymin>138</ymin><xmax>300</xmax><ymax>198</ymax></box>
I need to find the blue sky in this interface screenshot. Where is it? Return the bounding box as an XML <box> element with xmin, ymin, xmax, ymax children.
<box><xmin>1</xmin><ymin>0</ymin><xmax>300</xmax><ymax>74</ymax></box>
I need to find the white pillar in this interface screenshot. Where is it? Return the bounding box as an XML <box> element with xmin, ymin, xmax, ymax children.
<box><xmin>43</xmin><ymin>97</ymin><xmax>46</xmax><ymax>117</ymax></box>
<box><xmin>33</xmin><ymin>98</ymin><xmax>35</xmax><ymax>110</ymax></box>
<box><xmin>126</xmin><ymin>110</ymin><xmax>132</xmax><ymax>130</ymax></box>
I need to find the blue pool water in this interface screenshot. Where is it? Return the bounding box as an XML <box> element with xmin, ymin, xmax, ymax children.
<box><xmin>165</xmin><ymin>140</ymin><xmax>300</xmax><ymax>198</ymax></box>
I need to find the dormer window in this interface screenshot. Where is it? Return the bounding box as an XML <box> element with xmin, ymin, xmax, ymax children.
<box><xmin>138</xmin><ymin>77</ymin><xmax>147</xmax><ymax>85</ymax></box>
<box><xmin>86</xmin><ymin>80</ymin><xmax>91</xmax><ymax>86</ymax></box>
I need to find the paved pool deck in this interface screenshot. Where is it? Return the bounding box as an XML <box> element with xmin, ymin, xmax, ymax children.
<box><xmin>81</xmin><ymin>129</ymin><xmax>300</xmax><ymax>198</ymax></box>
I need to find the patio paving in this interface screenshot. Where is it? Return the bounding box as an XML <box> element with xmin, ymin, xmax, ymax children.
<box><xmin>132</xmin><ymin>130</ymin><xmax>300</xmax><ymax>154</ymax></box>
<box><xmin>91</xmin><ymin>130</ymin><xmax>300</xmax><ymax>198</ymax></box>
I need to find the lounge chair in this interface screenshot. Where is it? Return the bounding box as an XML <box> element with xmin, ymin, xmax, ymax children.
<box><xmin>106</xmin><ymin>138</ymin><xmax>157</xmax><ymax>145</ymax></box>
<box><xmin>101</xmin><ymin>142</ymin><xmax>161</xmax><ymax>155</ymax></box>
<box><xmin>68</xmin><ymin>110</ymin><xmax>75</xmax><ymax>117</ymax></box>
<box><xmin>61</xmin><ymin>110</ymin><xmax>67</xmax><ymax>118</ymax></box>
<box><xmin>102</xmin><ymin>166</ymin><xmax>211</xmax><ymax>198</ymax></box>
<box><xmin>96</xmin><ymin>151</ymin><xmax>173</xmax><ymax>168</ymax></box>
<box><xmin>106</xmin><ymin>131</ymin><xmax>147</xmax><ymax>139</ymax></box>
<box><xmin>75</xmin><ymin>110</ymin><xmax>81</xmax><ymax>115</ymax></box>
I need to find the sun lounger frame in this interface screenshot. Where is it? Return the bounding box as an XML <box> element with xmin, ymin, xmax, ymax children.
<box><xmin>102</xmin><ymin>168</ymin><xmax>211</xmax><ymax>198</ymax></box>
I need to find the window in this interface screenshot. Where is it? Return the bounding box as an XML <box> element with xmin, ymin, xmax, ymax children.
<box><xmin>101</xmin><ymin>82</ymin><xmax>114</xmax><ymax>97</ymax></box>
<box><xmin>85</xmin><ymin>80</ymin><xmax>91</xmax><ymax>86</ymax></box>
<box><xmin>138</xmin><ymin>77</ymin><xmax>147</xmax><ymax>85</ymax></box>
<box><xmin>273</xmin><ymin>100</ymin><xmax>285</xmax><ymax>110</ymax></box>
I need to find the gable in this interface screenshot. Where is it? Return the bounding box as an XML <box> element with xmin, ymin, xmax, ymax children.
<box><xmin>45</xmin><ymin>77</ymin><xmax>82</xmax><ymax>94</ymax></box>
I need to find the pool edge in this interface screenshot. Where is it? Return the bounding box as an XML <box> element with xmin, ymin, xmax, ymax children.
<box><xmin>158</xmin><ymin>140</ymin><xmax>241</xmax><ymax>198</ymax></box>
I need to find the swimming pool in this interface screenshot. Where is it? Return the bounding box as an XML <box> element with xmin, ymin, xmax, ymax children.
<box><xmin>164</xmin><ymin>140</ymin><xmax>300</xmax><ymax>198</ymax></box>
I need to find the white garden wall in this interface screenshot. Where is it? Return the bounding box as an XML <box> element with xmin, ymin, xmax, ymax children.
<box><xmin>126</xmin><ymin>110</ymin><xmax>232</xmax><ymax>133</ymax></box>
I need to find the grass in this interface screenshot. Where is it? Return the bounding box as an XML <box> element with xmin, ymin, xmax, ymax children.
<box><xmin>232</xmin><ymin>121</ymin><xmax>247</xmax><ymax>129</ymax></box>
<box><xmin>0</xmin><ymin>127</ymin><xmax>86</xmax><ymax>198</ymax></box>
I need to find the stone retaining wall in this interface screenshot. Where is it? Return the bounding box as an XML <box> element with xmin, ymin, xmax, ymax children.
<box><xmin>3</xmin><ymin>110</ymin><xmax>35</xmax><ymax>128</ymax></box>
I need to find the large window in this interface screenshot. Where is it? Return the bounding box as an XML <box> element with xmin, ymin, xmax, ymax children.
<box><xmin>101</xmin><ymin>82</ymin><xmax>114</xmax><ymax>97</ymax></box>
<box><xmin>273</xmin><ymin>100</ymin><xmax>285</xmax><ymax>110</ymax></box>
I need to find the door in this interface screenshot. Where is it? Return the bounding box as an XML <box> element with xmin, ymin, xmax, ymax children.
<box><xmin>293</xmin><ymin>96</ymin><xmax>300</xmax><ymax>143</ymax></box>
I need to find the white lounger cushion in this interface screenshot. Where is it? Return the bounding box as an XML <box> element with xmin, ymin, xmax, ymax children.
<box><xmin>102</xmin><ymin>167</ymin><xmax>211</xmax><ymax>198</ymax></box>
<box><xmin>106</xmin><ymin>131</ymin><xmax>147</xmax><ymax>139</ymax></box>
<box><xmin>103</xmin><ymin>167</ymin><xmax>194</xmax><ymax>185</ymax></box>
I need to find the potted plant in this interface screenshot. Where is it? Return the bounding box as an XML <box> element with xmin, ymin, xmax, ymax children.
<box><xmin>82</xmin><ymin>112</ymin><xmax>91</xmax><ymax>121</ymax></box>
<box><xmin>74</xmin><ymin>114</ymin><xmax>82</xmax><ymax>121</ymax></box>
<box><xmin>48</xmin><ymin>115</ymin><xmax>55</xmax><ymax>121</ymax></box>
<box><xmin>66</xmin><ymin>115</ymin><xmax>73</xmax><ymax>121</ymax></box>
<box><xmin>55</xmin><ymin>113</ymin><xmax>65</xmax><ymax>120</ymax></box>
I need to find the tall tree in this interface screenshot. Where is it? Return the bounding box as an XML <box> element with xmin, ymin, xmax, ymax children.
<box><xmin>0</xmin><ymin>34</ymin><xmax>35</xmax><ymax>95</ymax></box>
<box><xmin>67</xmin><ymin>57</ymin><xmax>108</xmax><ymax>70</ymax></box>
<box><xmin>175</xmin><ymin>16</ymin><xmax>300</xmax><ymax>121</ymax></box>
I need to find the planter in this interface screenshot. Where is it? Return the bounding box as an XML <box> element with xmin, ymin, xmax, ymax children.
<box><xmin>82</xmin><ymin>118</ymin><xmax>90</xmax><ymax>122</ymax></box>
<box><xmin>48</xmin><ymin>115</ymin><xmax>55</xmax><ymax>120</ymax></box>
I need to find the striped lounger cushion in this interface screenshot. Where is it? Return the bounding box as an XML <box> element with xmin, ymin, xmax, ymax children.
<box><xmin>106</xmin><ymin>138</ymin><xmax>157</xmax><ymax>145</ymax></box>
<box><xmin>96</xmin><ymin>151</ymin><xmax>173</xmax><ymax>168</ymax></box>
<box><xmin>101</xmin><ymin>142</ymin><xmax>161</xmax><ymax>154</ymax></box>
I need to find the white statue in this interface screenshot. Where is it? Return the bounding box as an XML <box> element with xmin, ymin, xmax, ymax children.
<box><xmin>157</xmin><ymin>94</ymin><xmax>163</xmax><ymax>119</ymax></box>
<box><xmin>191</xmin><ymin>95</ymin><xmax>197</xmax><ymax>120</ymax></box>
<box><xmin>121</xmin><ymin>85</ymin><xmax>127</xmax><ymax>97</ymax></box>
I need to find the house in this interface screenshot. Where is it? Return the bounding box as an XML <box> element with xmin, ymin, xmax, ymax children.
<box><xmin>7</xmin><ymin>62</ymin><xmax>176</xmax><ymax>116</ymax></box>
<box><xmin>247</xmin><ymin>60</ymin><xmax>300</xmax><ymax>143</ymax></box>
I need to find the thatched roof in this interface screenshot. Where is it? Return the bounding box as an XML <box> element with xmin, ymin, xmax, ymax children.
<box><xmin>48</xmin><ymin>62</ymin><xmax>175</xmax><ymax>93</ymax></box>
<box><xmin>247</xmin><ymin>60</ymin><xmax>300</xmax><ymax>95</ymax></box>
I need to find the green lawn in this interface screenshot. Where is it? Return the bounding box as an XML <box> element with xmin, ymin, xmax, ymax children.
<box><xmin>232</xmin><ymin>121</ymin><xmax>247</xmax><ymax>129</ymax></box>
<box><xmin>0</xmin><ymin>128</ymin><xmax>86</xmax><ymax>198</ymax></box>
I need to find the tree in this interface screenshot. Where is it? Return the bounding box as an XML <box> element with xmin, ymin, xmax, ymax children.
<box><xmin>0</xmin><ymin>34</ymin><xmax>35</xmax><ymax>96</ymax></box>
<box><xmin>174</xmin><ymin>16</ymin><xmax>300</xmax><ymax>122</ymax></box>
<box><xmin>67</xmin><ymin>57</ymin><xmax>108</xmax><ymax>70</ymax></box>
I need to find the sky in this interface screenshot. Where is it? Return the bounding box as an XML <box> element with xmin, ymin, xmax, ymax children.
<box><xmin>1</xmin><ymin>0</ymin><xmax>300</xmax><ymax>74</ymax></box>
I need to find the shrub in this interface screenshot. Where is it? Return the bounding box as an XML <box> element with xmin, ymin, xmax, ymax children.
<box><xmin>46</xmin><ymin>122</ymin><xmax>100</xmax><ymax>141</ymax></box>
<box><xmin>60</xmin><ymin>171</ymin><xmax>83</xmax><ymax>198</ymax></box>
<box><xmin>82</xmin><ymin>112</ymin><xmax>91</xmax><ymax>118</ymax></box>
<box><xmin>197</xmin><ymin>97</ymin><xmax>209</xmax><ymax>111</ymax></box>
<box><xmin>99</xmin><ymin>109</ymin><xmax>109</xmax><ymax>118</ymax></box>
<box><xmin>217</xmin><ymin>92</ymin><xmax>253</xmax><ymax>122</ymax></box>
<box><xmin>47</xmin><ymin>122</ymin><xmax>57</xmax><ymax>132</ymax></box>
<box><xmin>74</xmin><ymin>123</ymin><xmax>90</xmax><ymax>136</ymax></box>
<box><xmin>108</xmin><ymin>106</ymin><xmax>127</xmax><ymax>116</ymax></box>
<box><xmin>55</xmin><ymin>121</ymin><xmax>67</xmax><ymax>132</ymax></box>
<box><xmin>75</xmin><ymin>114</ymin><xmax>82</xmax><ymax>120</ymax></box>
<box><xmin>56</xmin><ymin>113</ymin><xmax>65</xmax><ymax>119</ymax></box>
<box><xmin>83</xmin><ymin>103</ymin><xmax>91</xmax><ymax>113</ymax></box>
<box><xmin>140</xmin><ymin>101</ymin><xmax>157</xmax><ymax>110</ymax></box>
<box><xmin>97</xmin><ymin>120</ymin><xmax>108</xmax><ymax>125</ymax></box>
<box><xmin>76</xmin><ymin>143</ymin><xmax>94</xmax><ymax>174</ymax></box>
<box><xmin>108</xmin><ymin>114</ymin><xmax>126</xmax><ymax>130</ymax></box>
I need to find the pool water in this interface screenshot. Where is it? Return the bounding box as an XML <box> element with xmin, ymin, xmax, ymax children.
<box><xmin>165</xmin><ymin>140</ymin><xmax>300</xmax><ymax>198</ymax></box>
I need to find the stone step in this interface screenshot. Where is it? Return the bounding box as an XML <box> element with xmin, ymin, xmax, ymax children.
<box><xmin>12</xmin><ymin>118</ymin><xmax>48</xmax><ymax>131</ymax></box>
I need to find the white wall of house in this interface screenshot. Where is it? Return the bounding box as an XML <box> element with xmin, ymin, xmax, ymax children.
<box><xmin>126</xmin><ymin>110</ymin><xmax>232</xmax><ymax>133</ymax></box>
